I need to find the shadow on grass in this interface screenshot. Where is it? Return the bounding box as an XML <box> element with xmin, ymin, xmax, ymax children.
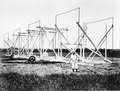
<box><xmin>0</xmin><ymin>72</ymin><xmax>120</xmax><ymax>91</ymax></box>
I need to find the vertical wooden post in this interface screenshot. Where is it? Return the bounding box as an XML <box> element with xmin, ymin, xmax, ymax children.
<box><xmin>105</xmin><ymin>25</ymin><xmax>107</xmax><ymax>58</ymax></box>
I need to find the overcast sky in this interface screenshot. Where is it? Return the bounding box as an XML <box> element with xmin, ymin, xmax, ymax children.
<box><xmin>0</xmin><ymin>0</ymin><xmax>120</xmax><ymax>49</ymax></box>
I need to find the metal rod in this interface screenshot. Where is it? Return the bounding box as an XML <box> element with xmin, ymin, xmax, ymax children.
<box><xmin>55</xmin><ymin>25</ymin><xmax>70</xmax><ymax>45</ymax></box>
<box><xmin>78</xmin><ymin>7</ymin><xmax>80</xmax><ymax>57</ymax></box>
<box><xmin>27</xmin><ymin>20</ymin><xmax>41</xmax><ymax>56</ymax></box>
<box><xmin>56</xmin><ymin>7</ymin><xmax>80</xmax><ymax>16</ymax></box>
<box><xmin>55</xmin><ymin>16</ymin><xmax>57</xmax><ymax>50</ymax></box>
<box><xmin>83</xmin><ymin>23</ymin><xmax>85</xmax><ymax>58</ymax></box>
<box><xmin>39</xmin><ymin>21</ymin><xmax>41</xmax><ymax>57</ymax></box>
<box><xmin>28</xmin><ymin>27</ymin><xmax>30</xmax><ymax>55</ymax></box>
<box><xmin>86</xmin><ymin>17</ymin><xmax>113</xmax><ymax>60</ymax></box>
<box><xmin>55</xmin><ymin>7</ymin><xmax>80</xmax><ymax>58</ymax></box>
<box><xmin>65</xmin><ymin>35</ymin><xmax>84</xmax><ymax>58</ymax></box>
<box><xmin>86</xmin><ymin>17</ymin><xmax>113</xmax><ymax>25</ymax></box>
<box><xmin>28</xmin><ymin>20</ymin><xmax>40</xmax><ymax>28</ymax></box>
<box><xmin>112</xmin><ymin>17</ymin><xmax>114</xmax><ymax>61</ymax></box>
<box><xmin>60</xmin><ymin>30</ymin><xmax>62</xmax><ymax>57</ymax></box>
<box><xmin>4</xmin><ymin>40</ymin><xmax>11</xmax><ymax>47</ymax></box>
<box><xmin>18</xmin><ymin>28</ymin><xmax>21</xmax><ymax>56</ymax></box>
<box><xmin>87</xmin><ymin>48</ymin><xmax>111</xmax><ymax>63</ymax></box>
<box><xmin>58</xmin><ymin>25</ymin><xmax>60</xmax><ymax>56</ymax></box>
<box><xmin>98</xmin><ymin>25</ymin><xmax>113</xmax><ymax>47</ymax></box>
<box><xmin>13</xmin><ymin>30</ymin><xmax>14</xmax><ymax>53</ymax></box>
<box><xmin>77</xmin><ymin>22</ymin><xmax>97</xmax><ymax>49</ymax></box>
<box><xmin>90</xmin><ymin>38</ymin><xmax>106</xmax><ymax>60</ymax></box>
<box><xmin>88</xmin><ymin>25</ymin><xmax>113</xmax><ymax>58</ymax></box>
<box><xmin>105</xmin><ymin>25</ymin><xmax>107</xmax><ymax>58</ymax></box>
<box><xmin>43</xmin><ymin>28</ymin><xmax>58</xmax><ymax>57</ymax></box>
<box><xmin>77</xmin><ymin>22</ymin><xmax>112</xmax><ymax>63</ymax></box>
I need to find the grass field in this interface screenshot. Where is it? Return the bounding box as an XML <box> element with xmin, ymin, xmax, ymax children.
<box><xmin>0</xmin><ymin>58</ymin><xmax>120</xmax><ymax>91</ymax></box>
<box><xmin>0</xmin><ymin>72</ymin><xmax>120</xmax><ymax>91</ymax></box>
<box><xmin>0</xmin><ymin>49</ymin><xmax>120</xmax><ymax>91</ymax></box>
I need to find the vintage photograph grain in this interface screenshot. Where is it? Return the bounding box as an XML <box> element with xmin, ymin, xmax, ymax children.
<box><xmin>0</xmin><ymin>0</ymin><xmax>120</xmax><ymax>91</ymax></box>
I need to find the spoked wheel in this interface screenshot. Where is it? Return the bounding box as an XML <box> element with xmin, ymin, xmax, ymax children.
<box><xmin>28</xmin><ymin>56</ymin><xmax>36</xmax><ymax>63</ymax></box>
<box><xmin>10</xmin><ymin>53</ymin><xmax>14</xmax><ymax>59</ymax></box>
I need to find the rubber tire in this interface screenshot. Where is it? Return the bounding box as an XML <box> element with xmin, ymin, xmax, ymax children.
<box><xmin>14</xmin><ymin>51</ymin><xmax>18</xmax><ymax>55</ymax></box>
<box><xmin>28</xmin><ymin>56</ymin><xmax>36</xmax><ymax>63</ymax></box>
<box><xmin>7</xmin><ymin>48</ymin><xmax>12</xmax><ymax>55</ymax></box>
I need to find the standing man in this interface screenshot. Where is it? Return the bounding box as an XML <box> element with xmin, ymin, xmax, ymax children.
<box><xmin>70</xmin><ymin>51</ymin><xmax>79</xmax><ymax>72</ymax></box>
